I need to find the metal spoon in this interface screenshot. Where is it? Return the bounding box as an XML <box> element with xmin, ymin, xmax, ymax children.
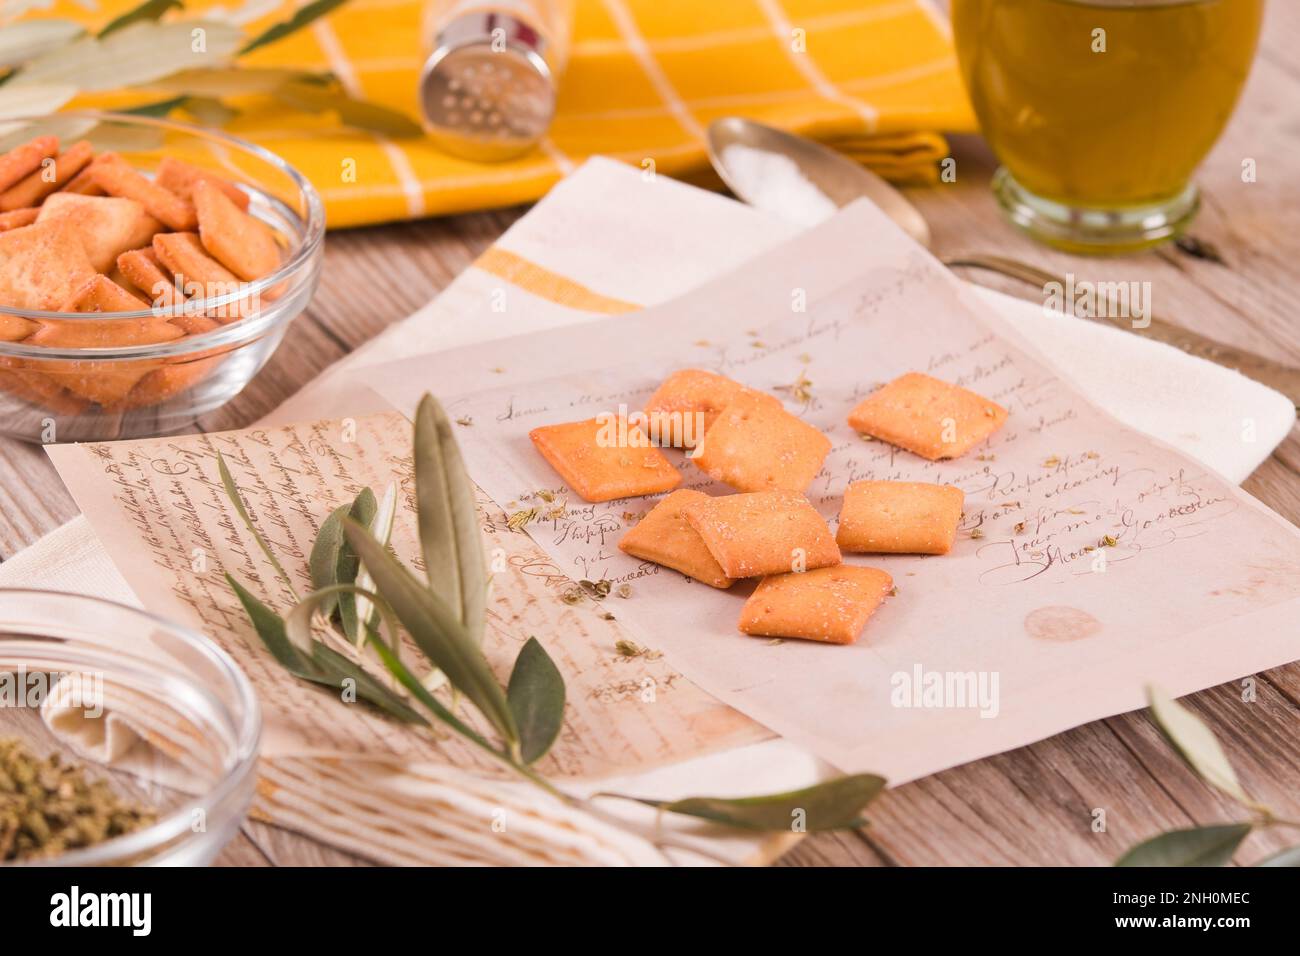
<box><xmin>706</xmin><ymin>117</ymin><xmax>1300</xmax><ymax>407</ymax></box>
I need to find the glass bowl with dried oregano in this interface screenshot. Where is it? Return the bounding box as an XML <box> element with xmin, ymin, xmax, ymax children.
<box><xmin>0</xmin><ymin>590</ymin><xmax>260</xmax><ymax>866</ymax></box>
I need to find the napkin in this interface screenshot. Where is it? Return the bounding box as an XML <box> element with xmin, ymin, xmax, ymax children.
<box><xmin>46</xmin><ymin>0</ymin><xmax>973</xmax><ymax>226</ymax></box>
<box><xmin>2</xmin><ymin>157</ymin><xmax>1292</xmax><ymax>866</ymax></box>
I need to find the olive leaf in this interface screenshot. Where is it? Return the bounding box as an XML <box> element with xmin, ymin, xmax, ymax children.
<box><xmin>342</xmin><ymin>517</ymin><xmax>519</xmax><ymax>746</ymax></box>
<box><xmin>507</xmin><ymin>638</ymin><xmax>565</xmax><ymax>764</ymax></box>
<box><xmin>0</xmin><ymin>84</ymin><xmax>78</xmax><ymax>124</ymax></box>
<box><xmin>353</xmin><ymin>482</ymin><xmax>397</xmax><ymax>646</ymax></box>
<box><xmin>1115</xmin><ymin>824</ymin><xmax>1251</xmax><ymax>867</ymax></box>
<box><xmin>240</xmin><ymin>0</ymin><xmax>350</xmax><ymax>55</ymax></box>
<box><xmin>335</xmin><ymin>487</ymin><xmax>376</xmax><ymax>641</ymax></box>
<box><xmin>366</xmin><ymin>624</ymin><xmax>498</xmax><ymax>755</ymax></box>
<box><xmin>1254</xmin><ymin>845</ymin><xmax>1300</xmax><ymax>867</ymax></box>
<box><xmin>308</xmin><ymin>503</ymin><xmax>350</xmax><ymax>618</ymax></box>
<box><xmin>226</xmin><ymin>572</ymin><xmax>314</xmax><ymax>675</ymax></box>
<box><xmin>273</xmin><ymin>79</ymin><xmax>422</xmax><ymax>138</ymax></box>
<box><xmin>282</xmin><ymin>583</ymin><xmax>428</xmax><ymax>725</ymax></box>
<box><xmin>1147</xmin><ymin>685</ymin><xmax>1249</xmax><ymax>805</ymax></box>
<box><xmin>120</xmin><ymin>95</ymin><xmax>189</xmax><ymax>117</ymax></box>
<box><xmin>310</xmin><ymin>643</ymin><xmax>426</xmax><ymax>725</ymax></box>
<box><xmin>414</xmin><ymin>393</ymin><xmax>488</xmax><ymax>641</ymax></box>
<box><xmin>150</xmin><ymin>66</ymin><xmax>324</xmax><ymax>97</ymax></box>
<box><xmin>0</xmin><ymin>20</ymin><xmax>84</xmax><ymax>69</ymax></box>
<box><xmin>607</xmin><ymin>774</ymin><xmax>887</xmax><ymax>832</ymax></box>
<box><xmin>99</xmin><ymin>0</ymin><xmax>185</xmax><ymax>38</ymax></box>
<box><xmin>180</xmin><ymin>95</ymin><xmax>239</xmax><ymax>126</ymax></box>
<box><xmin>217</xmin><ymin>452</ymin><xmax>299</xmax><ymax>599</ymax></box>
<box><xmin>11</xmin><ymin>20</ymin><xmax>243</xmax><ymax>93</ymax></box>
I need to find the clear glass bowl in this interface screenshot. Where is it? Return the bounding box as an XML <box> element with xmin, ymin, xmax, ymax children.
<box><xmin>0</xmin><ymin>112</ymin><xmax>324</xmax><ymax>442</ymax></box>
<box><xmin>0</xmin><ymin>590</ymin><xmax>261</xmax><ymax>866</ymax></box>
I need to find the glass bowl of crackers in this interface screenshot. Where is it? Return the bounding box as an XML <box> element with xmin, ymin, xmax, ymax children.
<box><xmin>0</xmin><ymin>112</ymin><xmax>324</xmax><ymax>443</ymax></box>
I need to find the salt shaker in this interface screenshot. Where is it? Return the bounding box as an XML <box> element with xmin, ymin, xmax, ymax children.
<box><xmin>419</xmin><ymin>0</ymin><xmax>573</xmax><ymax>161</ymax></box>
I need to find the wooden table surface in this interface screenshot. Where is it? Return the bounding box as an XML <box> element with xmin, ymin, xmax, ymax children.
<box><xmin>2</xmin><ymin>4</ymin><xmax>1298</xmax><ymax>867</ymax></box>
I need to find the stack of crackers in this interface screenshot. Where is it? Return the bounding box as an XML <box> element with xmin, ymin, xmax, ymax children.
<box><xmin>0</xmin><ymin>135</ymin><xmax>285</xmax><ymax>413</ymax></box>
<box><xmin>530</xmin><ymin>369</ymin><xmax>1008</xmax><ymax>645</ymax></box>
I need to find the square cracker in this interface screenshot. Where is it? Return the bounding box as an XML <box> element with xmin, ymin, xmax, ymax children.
<box><xmin>0</xmin><ymin>139</ymin><xmax>93</xmax><ymax>211</ymax></box>
<box><xmin>848</xmin><ymin>372</ymin><xmax>1007</xmax><ymax>460</ymax></box>
<box><xmin>117</xmin><ymin>247</ymin><xmax>183</xmax><ymax>308</ymax></box>
<box><xmin>738</xmin><ymin>565</ymin><xmax>894</xmax><ymax>645</ymax></box>
<box><xmin>0</xmin><ymin>136</ymin><xmax>58</xmax><ymax>193</ymax></box>
<box><xmin>836</xmin><ymin>480</ymin><xmax>965</xmax><ymax>555</ymax></box>
<box><xmin>693</xmin><ymin>391</ymin><xmax>831</xmax><ymax>493</ymax></box>
<box><xmin>683</xmin><ymin>489</ymin><xmax>840</xmax><ymax>578</ymax></box>
<box><xmin>0</xmin><ymin>219</ymin><xmax>96</xmax><ymax>310</ymax></box>
<box><xmin>155</xmin><ymin>156</ymin><xmax>250</xmax><ymax>210</ymax></box>
<box><xmin>27</xmin><ymin>276</ymin><xmax>181</xmax><ymax>405</ymax></box>
<box><xmin>0</xmin><ymin>207</ymin><xmax>39</xmax><ymax>232</ymax></box>
<box><xmin>618</xmin><ymin>489</ymin><xmax>735</xmax><ymax>589</ymax></box>
<box><xmin>530</xmin><ymin>416</ymin><xmax>682</xmax><ymax>503</ymax></box>
<box><xmin>0</xmin><ymin>314</ymin><xmax>35</xmax><ymax>341</ymax></box>
<box><xmin>38</xmin><ymin>193</ymin><xmax>160</xmax><ymax>273</ymax></box>
<box><xmin>153</xmin><ymin>232</ymin><xmax>250</xmax><ymax>321</ymax></box>
<box><xmin>642</xmin><ymin>369</ymin><xmax>754</xmax><ymax>447</ymax></box>
<box><xmin>90</xmin><ymin>154</ymin><xmax>196</xmax><ymax>231</ymax></box>
<box><xmin>194</xmin><ymin>178</ymin><xmax>280</xmax><ymax>281</ymax></box>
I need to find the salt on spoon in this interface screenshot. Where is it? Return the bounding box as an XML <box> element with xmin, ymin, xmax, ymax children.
<box><xmin>720</xmin><ymin>142</ymin><xmax>838</xmax><ymax>228</ymax></box>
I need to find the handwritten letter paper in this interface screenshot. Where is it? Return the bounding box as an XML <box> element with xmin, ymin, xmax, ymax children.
<box><xmin>48</xmin><ymin>415</ymin><xmax>769</xmax><ymax>780</ymax></box>
<box><xmin>370</xmin><ymin>203</ymin><xmax>1300</xmax><ymax>782</ymax></box>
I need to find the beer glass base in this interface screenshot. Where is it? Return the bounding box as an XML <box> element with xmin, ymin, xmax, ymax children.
<box><xmin>992</xmin><ymin>168</ymin><xmax>1199</xmax><ymax>255</ymax></box>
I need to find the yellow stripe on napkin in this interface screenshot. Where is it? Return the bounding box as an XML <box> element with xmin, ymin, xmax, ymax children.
<box><xmin>40</xmin><ymin>0</ymin><xmax>974</xmax><ymax>228</ymax></box>
<box><xmin>474</xmin><ymin>247</ymin><xmax>639</xmax><ymax>315</ymax></box>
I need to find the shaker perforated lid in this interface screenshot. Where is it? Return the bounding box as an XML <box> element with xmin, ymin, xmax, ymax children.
<box><xmin>419</xmin><ymin>11</ymin><xmax>557</xmax><ymax>162</ymax></box>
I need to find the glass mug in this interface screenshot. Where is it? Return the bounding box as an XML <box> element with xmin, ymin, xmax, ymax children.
<box><xmin>952</xmin><ymin>0</ymin><xmax>1265</xmax><ymax>254</ymax></box>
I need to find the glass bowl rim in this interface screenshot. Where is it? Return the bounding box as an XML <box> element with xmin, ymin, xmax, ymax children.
<box><xmin>0</xmin><ymin>587</ymin><xmax>263</xmax><ymax>867</ymax></box>
<box><xmin>0</xmin><ymin>111</ymin><xmax>325</xmax><ymax>345</ymax></box>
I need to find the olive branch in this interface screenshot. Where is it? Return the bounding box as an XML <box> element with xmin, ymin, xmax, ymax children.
<box><xmin>0</xmin><ymin>0</ymin><xmax>420</xmax><ymax>137</ymax></box>
<box><xmin>220</xmin><ymin>393</ymin><xmax>887</xmax><ymax>856</ymax></box>
<box><xmin>1115</xmin><ymin>686</ymin><xmax>1300</xmax><ymax>867</ymax></box>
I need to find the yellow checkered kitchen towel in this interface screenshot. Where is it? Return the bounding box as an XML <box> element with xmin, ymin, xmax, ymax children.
<box><xmin>46</xmin><ymin>0</ymin><xmax>975</xmax><ymax>228</ymax></box>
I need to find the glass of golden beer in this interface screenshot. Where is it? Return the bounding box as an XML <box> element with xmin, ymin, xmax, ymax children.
<box><xmin>952</xmin><ymin>0</ymin><xmax>1264</xmax><ymax>253</ymax></box>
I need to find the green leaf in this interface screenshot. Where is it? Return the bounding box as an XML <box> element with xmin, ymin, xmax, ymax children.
<box><xmin>217</xmin><ymin>452</ymin><xmax>299</xmax><ymax>599</ymax></box>
<box><xmin>150</xmin><ymin>66</ymin><xmax>323</xmax><ymax>97</ymax></box>
<box><xmin>11</xmin><ymin>20</ymin><xmax>243</xmax><ymax>93</ymax></box>
<box><xmin>240</xmin><ymin>0</ymin><xmax>350</xmax><ymax>55</ymax></box>
<box><xmin>100</xmin><ymin>0</ymin><xmax>185</xmax><ymax>38</ymax></box>
<box><xmin>1116</xmin><ymin>824</ymin><xmax>1251</xmax><ymax>867</ymax></box>
<box><xmin>273</xmin><ymin>79</ymin><xmax>422</xmax><ymax>137</ymax></box>
<box><xmin>1147</xmin><ymin>685</ymin><xmax>1249</xmax><ymax>805</ymax></box>
<box><xmin>0</xmin><ymin>20</ymin><xmax>85</xmax><ymax>70</ymax></box>
<box><xmin>120</xmin><ymin>95</ymin><xmax>188</xmax><ymax>117</ymax></box>
<box><xmin>0</xmin><ymin>84</ymin><xmax>78</xmax><ymax>123</ymax></box>
<box><xmin>1255</xmin><ymin>845</ymin><xmax>1300</xmax><ymax>867</ymax></box>
<box><xmin>282</xmin><ymin>583</ymin><xmax>429</xmax><ymax>726</ymax></box>
<box><xmin>414</xmin><ymin>393</ymin><xmax>488</xmax><ymax>641</ymax></box>
<box><xmin>507</xmin><ymin>638</ymin><xmax>565</xmax><ymax>764</ymax></box>
<box><xmin>225</xmin><ymin>572</ymin><xmax>315</xmax><ymax>675</ymax></box>
<box><xmin>609</xmin><ymin>774</ymin><xmax>887</xmax><ymax>832</ymax></box>
<box><xmin>180</xmin><ymin>95</ymin><xmax>238</xmax><ymax>126</ymax></box>
<box><xmin>335</xmin><ymin>487</ymin><xmax>376</xmax><ymax>641</ymax></box>
<box><xmin>311</xmin><ymin>642</ymin><xmax>427</xmax><ymax>725</ymax></box>
<box><xmin>367</xmin><ymin>623</ymin><xmax>498</xmax><ymax>753</ymax></box>
<box><xmin>308</xmin><ymin>504</ymin><xmax>350</xmax><ymax>618</ymax></box>
<box><xmin>342</xmin><ymin>517</ymin><xmax>518</xmax><ymax>745</ymax></box>
<box><xmin>353</xmin><ymin>483</ymin><xmax>397</xmax><ymax>644</ymax></box>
